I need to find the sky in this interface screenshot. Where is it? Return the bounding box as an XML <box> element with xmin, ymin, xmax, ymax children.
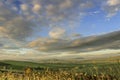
<box><xmin>0</xmin><ymin>0</ymin><xmax>120</xmax><ymax>60</ymax></box>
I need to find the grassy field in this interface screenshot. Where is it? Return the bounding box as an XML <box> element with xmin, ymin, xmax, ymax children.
<box><xmin>0</xmin><ymin>56</ymin><xmax>120</xmax><ymax>80</ymax></box>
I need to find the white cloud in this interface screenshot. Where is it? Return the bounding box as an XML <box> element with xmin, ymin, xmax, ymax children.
<box><xmin>49</xmin><ymin>27</ymin><xmax>66</xmax><ymax>39</ymax></box>
<box><xmin>21</xmin><ymin>4</ymin><xmax>28</xmax><ymax>11</ymax></box>
<box><xmin>0</xmin><ymin>48</ymin><xmax>119</xmax><ymax>60</ymax></box>
<box><xmin>59</xmin><ymin>0</ymin><xmax>73</xmax><ymax>9</ymax></box>
<box><xmin>32</xmin><ymin>4</ymin><xmax>41</xmax><ymax>13</ymax></box>
<box><xmin>103</xmin><ymin>0</ymin><xmax>120</xmax><ymax>17</ymax></box>
<box><xmin>107</xmin><ymin>0</ymin><xmax>120</xmax><ymax>6</ymax></box>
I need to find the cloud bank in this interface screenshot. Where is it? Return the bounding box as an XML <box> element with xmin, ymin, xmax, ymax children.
<box><xmin>28</xmin><ymin>31</ymin><xmax>120</xmax><ymax>52</ymax></box>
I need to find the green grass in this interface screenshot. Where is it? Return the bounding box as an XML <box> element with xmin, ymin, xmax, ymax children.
<box><xmin>0</xmin><ymin>59</ymin><xmax>119</xmax><ymax>71</ymax></box>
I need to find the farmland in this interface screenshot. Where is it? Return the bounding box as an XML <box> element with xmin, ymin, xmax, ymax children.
<box><xmin>0</xmin><ymin>56</ymin><xmax>120</xmax><ymax>80</ymax></box>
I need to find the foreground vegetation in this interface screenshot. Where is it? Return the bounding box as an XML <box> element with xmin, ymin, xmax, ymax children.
<box><xmin>0</xmin><ymin>58</ymin><xmax>119</xmax><ymax>80</ymax></box>
<box><xmin>0</xmin><ymin>68</ymin><xmax>119</xmax><ymax>80</ymax></box>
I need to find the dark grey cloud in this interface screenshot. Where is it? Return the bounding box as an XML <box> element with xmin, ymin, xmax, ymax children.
<box><xmin>0</xmin><ymin>43</ymin><xmax>3</xmax><ymax>47</ymax></box>
<box><xmin>4</xmin><ymin>17</ymin><xmax>34</xmax><ymax>41</ymax></box>
<box><xmin>66</xmin><ymin>30</ymin><xmax>120</xmax><ymax>51</ymax></box>
<box><xmin>0</xmin><ymin>0</ymin><xmax>95</xmax><ymax>42</ymax></box>
<box><xmin>0</xmin><ymin>2</ymin><xmax>35</xmax><ymax>41</ymax></box>
<box><xmin>0</xmin><ymin>37</ymin><xmax>25</xmax><ymax>49</ymax></box>
<box><xmin>28</xmin><ymin>38</ymin><xmax>70</xmax><ymax>51</ymax></box>
<box><xmin>28</xmin><ymin>30</ymin><xmax>120</xmax><ymax>52</ymax></box>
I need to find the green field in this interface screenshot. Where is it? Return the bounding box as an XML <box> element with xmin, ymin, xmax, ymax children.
<box><xmin>0</xmin><ymin>56</ymin><xmax>120</xmax><ymax>80</ymax></box>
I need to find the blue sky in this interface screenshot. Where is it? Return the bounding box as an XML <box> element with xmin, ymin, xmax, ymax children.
<box><xmin>78</xmin><ymin>12</ymin><xmax>120</xmax><ymax>36</ymax></box>
<box><xmin>0</xmin><ymin>0</ymin><xmax>120</xmax><ymax>60</ymax></box>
